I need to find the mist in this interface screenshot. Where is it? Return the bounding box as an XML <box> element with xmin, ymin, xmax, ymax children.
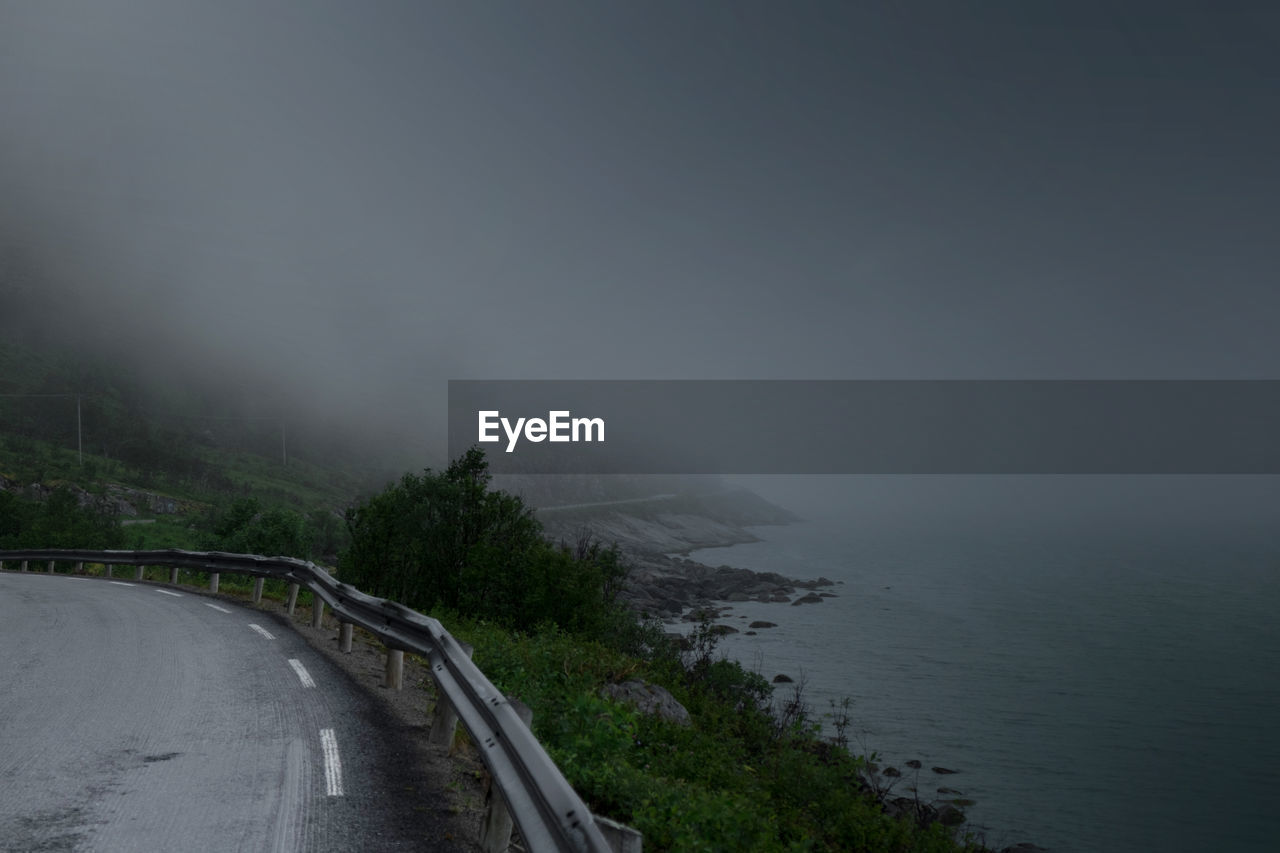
<box><xmin>3</xmin><ymin>2</ymin><xmax>1278</xmax><ymax>479</ymax></box>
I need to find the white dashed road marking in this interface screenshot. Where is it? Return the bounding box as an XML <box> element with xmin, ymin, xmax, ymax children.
<box><xmin>320</xmin><ymin>729</ymin><xmax>344</xmax><ymax>796</ymax></box>
<box><xmin>108</xmin><ymin>581</ymin><xmax>136</xmax><ymax>587</ymax></box>
<box><xmin>288</xmin><ymin>659</ymin><xmax>316</xmax><ymax>688</ymax></box>
<box><xmin>248</xmin><ymin>624</ymin><xmax>276</xmax><ymax>640</ymax></box>
<box><xmin>204</xmin><ymin>603</ymin><xmax>231</xmax><ymax>613</ymax></box>
<box><xmin>155</xmin><ymin>589</ymin><xmax>183</xmax><ymax>597</ymax></box>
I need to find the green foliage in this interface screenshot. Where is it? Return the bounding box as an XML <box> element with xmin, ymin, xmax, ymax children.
<box><xmin>204</xmin><ymin>497</ymin><xmax>316</xmax><ymax>559</ymax></box>
<box><xmin>125</xmin><ymin>516</ymin><xmax>203</xmax><ymax>550</ymax></box>
<box><xmin>0</xmin><ymin>486</ymin><xmax>123</xmax><ymax>549</ymax></box>
<box><xmin>444</xmin><ymin>615</ymin><xmax>986</xmax><ymax>853</ymax></box>
<box><xmin>341</xmin><ymin>449</ymin><xmax>630</xmax><ymax>634</ymax></box>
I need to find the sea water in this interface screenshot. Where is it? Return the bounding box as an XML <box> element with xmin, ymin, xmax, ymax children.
<box><xmin>683</xmin><ymin>478</ymin><xmax>1279</xmax><ymax>853</ymax></box>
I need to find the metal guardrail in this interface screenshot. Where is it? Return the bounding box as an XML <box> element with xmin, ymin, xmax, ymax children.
<box><xmin>0</xmin><ymin>548</ymin><xmax>614</xmax><ymax>853</ymax></box>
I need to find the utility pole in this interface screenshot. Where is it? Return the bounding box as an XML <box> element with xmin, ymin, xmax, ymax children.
<box><xmin>281</xmin><ymin>419</ymin><xmax>287</xmax><ymax>467</ymax></box>
<box><xmin>77</xmin><ymin>394</ymin><xmax>82</xmax><ymax>467</ymax></box>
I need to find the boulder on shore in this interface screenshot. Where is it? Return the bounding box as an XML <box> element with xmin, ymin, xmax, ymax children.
<box><xmin>601</xmin><ymin>680</ymin><xmax>691</xmax><ymax>727</ymax></box>
<box><xmin>936</xmin><ymin>804</ymin><xmax>965</xmax><ymax>826</ymax></box>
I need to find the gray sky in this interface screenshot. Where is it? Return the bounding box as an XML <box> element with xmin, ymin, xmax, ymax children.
<box><xmin>2</xmin><ymin>1</ymin><xmax>1278</xmax><ymax>464</ymax></box>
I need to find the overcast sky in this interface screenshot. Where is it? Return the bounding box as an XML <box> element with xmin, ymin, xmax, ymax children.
<box><xmin>2</xmin><ymin>2</ymin><xmax>1277</xmax><ymax>464</ymax></box>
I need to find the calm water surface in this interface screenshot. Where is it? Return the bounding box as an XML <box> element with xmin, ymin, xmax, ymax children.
<box><xmin>684</xmin><ymin>507</ymin><xmax>1278</xmax><ymax>853</ymax></box>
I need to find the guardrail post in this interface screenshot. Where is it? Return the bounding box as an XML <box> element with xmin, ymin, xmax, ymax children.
<box><xmin>135</xmin><ymin>565</ymin><xmax>143</xmax><ymax>580</ymax></box>
<box><xmin>593</xmin><ymin>814</ymin><xmax>644</xmax><ymax>853</ymax></box>
<box><xmin>209</xmin><ymin>572</ymin><xmax>220</xmax><ymax>593</ymax></box>
<box><xmin>252</xmin><ymin>577</ymin><xmax>264</xmax><ymax>603</ymax></box>
<box><xmin>479</xmin><ymin>698</ymin><xmax>534</xmax><ymax>853</ymax></box>
<box><xmin>105</xmin><ymin>563</ymin><xmax>113</xmax><ymax>578</ymax></box>
<box><xmin>385</xmin><ymin>648</ymin><xmax>404</xmax><ymax>690</ymax></box>
<box><xmin>311</xmin><ymin>597</ymin><xmax>325</xmax><ymax>628</ymax></box>
<box><xmin>286</xmin><ymin>583</ymin><xmax>299</xmax><ymax>615</ymax></box>
<box><xmin>339</xmin><ymin>621</ymin><xmax>353</xmax><ymax>653</ymax></box>
<box><xmin>428</xmin><ymin>642</ymin><xmax>475</xmax><ymax>748</ymax></box>
<box><xmin>21</xmin><ymin>560</ymin><xmax>28</xmax><ymax>572</ymax></box>
<box><xmin>169</xmin><ymin>567</ymin><xmax>179</xmax><ymax>584</ymax></box>
<box><xmin>47</xmin><ymin>560</ymin><xmax>55</xmax><ymax>574</ymax></box>
<box><xmin>75</xmin><ymin>561</ymin><xmax>83</xmax><ymax>575</ymax></box>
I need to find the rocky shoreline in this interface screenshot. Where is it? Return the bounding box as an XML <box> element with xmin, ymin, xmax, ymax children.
<box><xmin>539</xmin><ymin>491</ymin><xmax>1050</xmax><ymax>853</ymax></box>
<box><xmin>535</xmin><ymin>488</ymin><xmax>833</xmax><ymax>620</ymax></box>
<box><xmin>619</xmin><ymin>551</ymin><xmax>836</xmax><ymax>621</ymax></box>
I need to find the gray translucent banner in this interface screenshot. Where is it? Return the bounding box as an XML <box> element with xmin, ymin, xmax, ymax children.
<box><xmin>447</xmin><ymin>380</ymin><xmax>1280</xmax><ymax>474</ymax></box>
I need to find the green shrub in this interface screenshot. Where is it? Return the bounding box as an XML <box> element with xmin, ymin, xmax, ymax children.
<box><xmin>341</xmin><ymin>449</ymin><xmax>629</xmax><ymax>635</ymax></box>
<box><xmin>443</xmin><ymin>613</ymin><xmax>986</xmax><ymax>853</ymax></box>
<box><xmin>0</xmin><ymin>486</ymin><xmax>123</xmax><ymax>550</ymax></box>
<box><xmin>205</xmin><ymin>497</ymin><xmax>314</xmax><ymax>559</ymax></box>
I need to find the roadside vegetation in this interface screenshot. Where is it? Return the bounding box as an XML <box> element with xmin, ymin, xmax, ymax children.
<box><xmin>335</xmin><ymin>448</ymin><xmax>984</xmax><ymax>852</ymax></box>
<box><xmin>0</xmin><ymin>485</ymin><xmax>124</xmax><ymax>550</ymax></box>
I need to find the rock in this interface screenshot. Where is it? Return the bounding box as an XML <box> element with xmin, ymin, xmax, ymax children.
<box><xmin>819</xmin><ymin>592</ymin><xmax>837</xmax><ymax>598</ymax></box>
<box><xmin>931</xmin><ymin>766</ymin><xmax>958</xmax><ymax>774</ymax></box>
<box><xmin>748</xmin><ymin>621</ymin><xmax>777</xmax><ymax>629</ymax></box>
<box><xmin>912</xmin><ymin>803</ymin><xmax>939</xmax><ymax>826</ymax></box>
<box><xmin>772</xmin><ymin>674</ymin><xmax>793</xmax><ymax>683</ymax></box>
<box><xmin>999</xmin><ymin>845</ymin><xmax>1050</xmax><ymax>853</ymax></box>
<box><xmin>883</xmin><ymin>797</ymin><xmax>914</xmax><ymax>821</ymax></box>
<box><xmin>936</xmin><ymin>804</ymin><xmax>966</xmax><ymax>826</ymax></box>
<box><xmin>905</xmin><ymin>759</ymin><xmax>922</xmax><ymax>769</ymax></box>
<box><xmin>744</xmin><ymin>631</ymin><xmax>757</xmax><ymax>636</ymax></box>
<box><xmin>709</xmin><ymin>624</ymin><xmax>738</xmax><ymax>635</ymax></box>
<box><xmin>726</xmin><ymin>592</ymin><xmax>750</xmax><ymax>602</ymax></box>
<box><xmin>790</xmin><ymin>593</ymin><xmax>824</xmax><ymax>606</ymax></box>
<box><xmin>663</xmin><ymin>632</ymin><xmax>692</xmax><ymax>651</ymax></box>
<box><xmin>601</xmin><ymin>680</ymin><xmax>691</xmax><ymax>727</ymax></box>
<box><xmin>882</xmin><ymin>766</ymin><xmax>901</xmax><ymax>777</ymax></box>
<box><xmin>936</xmin><ymin>786</ymin><xmax>962</xmax><ymax>795</ymax></box>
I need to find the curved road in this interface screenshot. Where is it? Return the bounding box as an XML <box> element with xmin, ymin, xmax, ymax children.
<box><xmin>0</xmin><ymin>572</ymin><xmax>465</xmax><ymax>852</ymax></box>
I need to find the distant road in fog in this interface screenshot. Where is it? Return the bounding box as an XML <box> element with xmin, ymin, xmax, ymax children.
<box><xmin>0</xmin><ymin>573</ymin><xmax>465</xmax><ymax>853</ymax></box>
<box><xmin>536</xmin><ymin>493</ymin><xmax>678</xmax><ymax>512</ymax></box>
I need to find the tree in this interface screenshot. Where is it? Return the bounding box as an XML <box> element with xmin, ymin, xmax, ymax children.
<box><xmin>207</xmin><ymin>497</ymin><xmax>315</xmax><ymax>559</ymax></box>
<box><xmin>340</xmin><ymin>448</ymin><xmax>630</xmax><ymax>634</ymax></box>
<box><xmin>0</xmin><ymin>486</ymin><xmax>123</xmax><ymax>549</ymax></box>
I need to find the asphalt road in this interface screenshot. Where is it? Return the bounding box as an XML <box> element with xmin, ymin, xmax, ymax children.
<box><xmin>0</xmin><ymin>572</ymin><xmax>465</xmax><ymax>852</ymax></box>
